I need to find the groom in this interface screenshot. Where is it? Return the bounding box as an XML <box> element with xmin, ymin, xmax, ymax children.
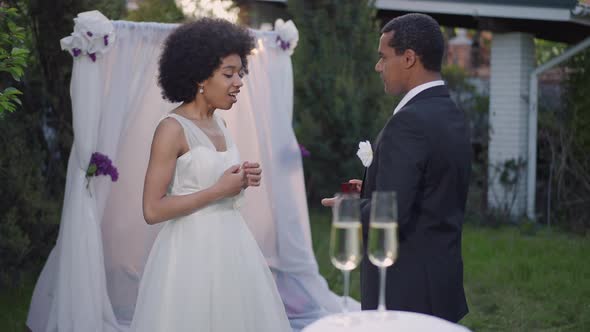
<box><xmin>323</xmin><ymin>13</ymin><xmax>471</xmax><ymax>322</ymax></box>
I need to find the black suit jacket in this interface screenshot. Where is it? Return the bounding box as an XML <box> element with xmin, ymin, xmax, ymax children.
<box><xmin>360</xmin><ymin>85</ymin><xmax>471</xmax><ymax>323</ymax></box>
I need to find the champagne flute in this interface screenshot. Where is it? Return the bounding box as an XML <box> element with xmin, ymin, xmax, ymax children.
<box><xmin>367</xmin><ymin>191</ymin><xmax>398</xmax><ymax>313</ymax></box>
<box><xmin>329</xmin><ymin>193</ymin><xmax>362</xmax><ymax>313</ymax></box>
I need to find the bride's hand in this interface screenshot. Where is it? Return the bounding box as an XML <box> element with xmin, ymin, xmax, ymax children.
<box><xmin>242</xmin><ymin>161</ymin><xmax>262</xmax><ymax>188</ymax></box>
<box><xmin>213</xmin><ymin>165</ymin><xmax>245</xmax><ymax>198</ymax></box>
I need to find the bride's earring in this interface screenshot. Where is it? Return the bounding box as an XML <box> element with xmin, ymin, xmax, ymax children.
<box><xmin>199</xmin><ymin>86</ymin><xmax>204</xmax><ymax>94</ymax></box>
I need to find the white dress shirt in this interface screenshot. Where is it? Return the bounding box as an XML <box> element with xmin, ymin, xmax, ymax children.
<box><xmin>393</xmin><ymin>80</ymin><xmax>445</xmax><ymax>115</ymax></box>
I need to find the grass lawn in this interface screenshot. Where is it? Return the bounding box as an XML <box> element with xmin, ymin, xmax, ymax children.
<box><xmin>0</xmin><ymin>276</ymin><xmax>33</xmax><ymax>332</ymax></box>
<box><xmin>2</xmin><ymin>211</ymin><xmax>588</xmax><ymax>331</ymax></box>
<box><xmin>310</xmin><ymin>209</ymin><xmax>590</xmax><ymax>331</ymax></box>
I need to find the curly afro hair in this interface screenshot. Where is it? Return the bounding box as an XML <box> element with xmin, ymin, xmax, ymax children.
<box><xmin>158</xmin><ymin>18</ymin><xmax>255</xmax><ymax>103</ymax></box>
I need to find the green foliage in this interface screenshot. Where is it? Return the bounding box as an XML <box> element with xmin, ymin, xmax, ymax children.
<box><xmin>0</xmin><ymin>111</ymin><xmax>61</xmax><ymax>288</ymax></box>
<box><xmin>442</xmin><ymin>65</ymin><xmax>489</xmax><ymax>145</ymax></box>
<box><xmin>490</xmin><ymin>158</ymin><xmax>527</xmax><ymax>221</ymax></box>
<box><xmin>0</xmin><ymin>6</ymin><xmax>29</xmax><ymax>115</ymax></box>
<box><xmin>535</xmin><ymin>39</ymin><xmax>567</xmax><ymax>66</ymax></box>
<box><xmin>536</xmin><ymin>47</ymin><xmax>590</xmax><ymax>234</ymax></box>
<box><xmin>568</xmin><ymin>49</ymin><xmax>590</xmax><ymax>163</ymax></box>
<box><xmin>560</xmin><ymin>49</ymin><xmax>590</xmax><ymax>232</ymax></box>
<box><xmin>442</xmin><ymin>65</ymin><xmax>490</xmax><ymax>223</ymax></box>
<box><xmin>126</xmin><ymin>0</ymin><xmax>185</xmax><ymax>23</ymax></box>
<box><xmin>288</xmin><ymin>0</ymin><xmax>394</xmax><ymax>204</ymax></box>
<box><xmin>0</xmin><ymin>0</ymin><xmax>126</xmax><ymax>288</ymax></box>
<box><xmin>442</xmin><ymin>65</ymin><xmax>473</xmax><ymax>92</ymax></box>
<box><xmin>93</xmin><ymin>0</ymin><xmax>127</xmax><ymax>20</ymax></box>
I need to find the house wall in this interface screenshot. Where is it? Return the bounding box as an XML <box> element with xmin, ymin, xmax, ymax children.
<box><xmin>488</xmin><ymin>32</ymin><xmax>535</xmax><ymax>217</ymax></box>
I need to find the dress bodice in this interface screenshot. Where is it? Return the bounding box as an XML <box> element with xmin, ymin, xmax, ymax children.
<box><xmin>164</xmin><ymin>113</ymin><xmax>242</xmax><ymax>208</ymax></box>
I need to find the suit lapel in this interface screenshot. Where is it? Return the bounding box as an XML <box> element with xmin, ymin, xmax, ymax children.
<box><xmin>360</xmin><ymin>168</ymin><xmax>368</xmax><ymax>197</ymax></box>
<box><xmin>361</xmin><ymin>125</ymin><xmax>386</xmax><ymax>199</ymax></box>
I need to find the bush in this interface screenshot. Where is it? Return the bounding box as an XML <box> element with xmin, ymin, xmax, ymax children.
<box><xmin>534</xmin><ymin>48</ymin><xmax>590</xmax><ymax>234</ymax></box>
<box><xmin>125</xmin><ymin>0</ymin><xmax>184</xmax><ymax>23</ymax></box>
<box><xmin>442</xmin><ymin>65</ymin><xmax>491</xmax><ymax>224</ymax></box>
<box><xmin>0</xmin><ymin>0</ymin><xmax>126</xmax><ymax>288</ymax></box>
<box><xmin>0</xmin><ymin>5</ymin><xmax>29</xmax><ymax>115</ymax></box>
<box><xmin>288</xmin><ymin>0</ymin><xmax>394</xmax><ymax>205</ymax></box>
<box><xmin>0</xmin><ymin>111</ymin><xmax>61</xmax><ymax>287</ymax></box>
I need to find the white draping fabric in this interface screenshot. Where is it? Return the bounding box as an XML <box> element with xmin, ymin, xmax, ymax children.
<box><xmin>27</xmin><ymin>14</ymin><xmax>349</xmax><ymax>332</ymax></box>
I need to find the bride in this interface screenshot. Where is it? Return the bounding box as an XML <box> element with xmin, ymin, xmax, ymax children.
<box><xmin>130</xmin><ymin>18</ymin><xmax>291</xmax><ymax>332</ymax></box>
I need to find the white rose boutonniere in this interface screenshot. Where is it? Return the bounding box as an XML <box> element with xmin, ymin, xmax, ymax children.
<box><xmin>356</xmin><ymin>141</ymin><xmax>373</xmax><ymax>167</ymax></box>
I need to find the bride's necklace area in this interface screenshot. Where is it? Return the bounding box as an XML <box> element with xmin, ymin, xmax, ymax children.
<box><xmin>176</xmin><ymin>110</ymin><xmax>227</xmax><ymax>151</ymax></box>
<box><xmin>176</xmin><ymin>110</ymin><xmax>218</xmax><ymax>132</ymax></box>
<box><xmin>189</xmin><ymin>119</ymin><xmax>223</xmax><ymax>141</ymax></box>
<box><xmin>188</xmin><ymin>117</ymin><xmax>216</xmax><ymax>130</ymax></box>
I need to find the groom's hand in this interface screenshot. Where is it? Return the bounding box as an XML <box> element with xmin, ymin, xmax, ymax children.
<box><xmin>321</xmin><ymin>197</ymin><xmax>336</xmax><ymax>207</ymax></box>
<box><xmin>321</xmin><ymin>179</ymin><xmax>363</xmax><ymax>207</ymax></box>
<box><xmin>348</xmin><ymin>179</ymin><xmax>363</xmax><ymax>192</ymax></box>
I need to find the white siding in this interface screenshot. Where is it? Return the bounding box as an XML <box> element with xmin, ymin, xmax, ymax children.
<box><xmin>488</xmin><ymin>33</ymin><xmax>535</xmax><ymax>217</ymax></box>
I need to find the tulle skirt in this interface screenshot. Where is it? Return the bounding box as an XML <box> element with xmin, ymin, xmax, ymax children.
<box><xmin>130</xmin><ymin>206</ymin><xmax>291</xmax><ymax>332</ymax></box>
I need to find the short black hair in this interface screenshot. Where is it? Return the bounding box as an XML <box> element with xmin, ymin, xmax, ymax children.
<box><xmin>158</xmin><ymin>18</ymin><xmax>255</xmax><ymax>103</ymax></box>
<box><xmin>381</xmin><ymin>13</ymin><xmax>444</xmax><ymax>72</ymax></box>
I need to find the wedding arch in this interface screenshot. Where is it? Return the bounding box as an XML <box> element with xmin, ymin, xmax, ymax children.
<box><xmin>26</xmin><ymin>11</ymin><xmax>351</xmax><ymax>332</ymax></box>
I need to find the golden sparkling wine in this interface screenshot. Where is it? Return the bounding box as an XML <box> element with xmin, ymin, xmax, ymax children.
<box><xmin>330</xmin><ymin>221</ymin><xmax>363</xmax><ymax>271</ymax></box>
<box><xmin>368</xmin><ymin>222</ymin><xmax>398</xmax><ymax>268</ymax></box>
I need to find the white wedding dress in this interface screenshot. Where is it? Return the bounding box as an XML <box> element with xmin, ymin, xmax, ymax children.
<box><xmin>129</xmin><ymin>113</ymin><xmax>291</xmax><ymax>332</ymax></box>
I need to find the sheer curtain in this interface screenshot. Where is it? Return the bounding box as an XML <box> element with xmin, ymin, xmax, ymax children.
<box><xmin>27</xmin><ymin>13</ymin><xmax>350</xmax><ymax>332</ymax></box>
<box><xmin>222</xmin><ymin>33</ymin><xmax>349</xmax><ymax>330</ymax></box>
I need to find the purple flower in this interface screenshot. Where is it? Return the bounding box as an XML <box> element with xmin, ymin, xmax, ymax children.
<box><xmin>299</xmin><ymin>144</ymin><xmax>311</xmax><ymax>158</ymax></box>
<box><xmin>72</xmin><ymin>48</ymin><xmax>82</xmax><ymax>57</ymax></box>
<box><xmin>276</xmin><ymin>36</ymin><xmax>291</xmax><ymax>51</ymax></box>
<box><xmin>87</xmin><ymin>31</ymin><xmax>93</xmax><ymax>37</ymax></box>
<box><xmin>88</xmin><ymin>52</ymin><xmax>96</xmax><ymax>62</ymax></box>
<box><xmin>86</xmin><ymin>152</ymin><xmax>118</xmax><ymax>183</ymax></box>
<box><xmin>104</xmin><ymin>35</ymin><xmax>109</xmax><ymax>46</ymax></box>
<box><xmin>109</xmin><ymin>167</ymin><xmax>119</xmax><ymax>181</ymax></box>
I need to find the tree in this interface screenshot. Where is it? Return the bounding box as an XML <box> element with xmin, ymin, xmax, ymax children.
<box><xmin>442</xmin><ymin>65</ymin><xmax>489</xmax><ymax>217</ymax></box>
<box><xmin>288</xmin><ymin>0</ymin><xmax>394</xmax><ymax>204</ymax></box>
<box><xmin>0</xmin><ymin>0</ymin><xmax>126</xmax><ymax>287</ymax></box>
<box><xmin>0</xmin><ymin>6</ymin><xmax>29</xmax><ymax>115</ymax></box>
<box><xmin>535</xmin><ymin>46</ymin><xmax>590</xmax><ymax>233</ymax></box>
<box><xmin>126</xmin><ymin>0</ymin><xmax>185</xmax><ymax>23</ymax></box>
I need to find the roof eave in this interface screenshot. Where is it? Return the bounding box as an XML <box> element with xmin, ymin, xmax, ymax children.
<box><xmin>374</xmin><ymin>0</ymin><xmax>573</xmax><ymax>22</ymax></box>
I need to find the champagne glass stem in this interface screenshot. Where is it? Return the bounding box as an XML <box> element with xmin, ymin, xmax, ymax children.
<box><xmin>378</xmin><ymin>266</ymin><xmax>387</xmax><ymax>312</ymax></box>
<box><xmin>342</xmin><ymin>270</ymin><xmax>350</xmax><ymax>313</ymax></box>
